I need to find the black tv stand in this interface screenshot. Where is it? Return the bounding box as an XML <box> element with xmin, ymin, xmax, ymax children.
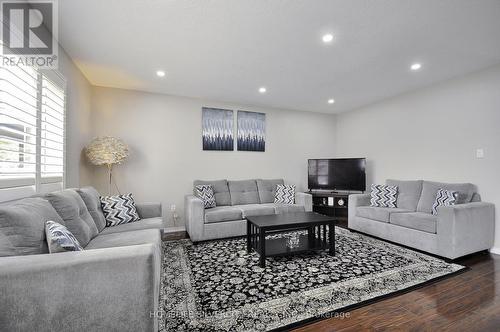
<box><xmin>309</xmin><ymin>189</ymin><xmax>361</xmax><ymax>195</ymax></box>
<box><xmin>308</xmin><ymin>191</ymin><xmax>350</xmax><ymax>228</ymax></box>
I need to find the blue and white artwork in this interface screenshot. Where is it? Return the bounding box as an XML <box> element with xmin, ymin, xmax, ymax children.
<box><xmin>237</xmin><ymin>111</ymin><xmax>266</xmax><ymax>152</ymax></box>
<box><xmin>202</xmin><ymin>107</ymin><xmax>234</xmax><ymax>151</ymax></box>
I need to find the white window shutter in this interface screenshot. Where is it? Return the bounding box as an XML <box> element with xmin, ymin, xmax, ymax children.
<box><xmin>0</xmin><ymin>65</ymin><xmax>38</xmax><ymax>189</ymax></box>
<box><xmin>0</xmin><ymin>64</ymin><xmax>66</xmax><ymax>198</ymax></box>
<box><xmin>40</xmin><ymin>75</ymin><xmax>65</xmax><ymax>185</ymax></box>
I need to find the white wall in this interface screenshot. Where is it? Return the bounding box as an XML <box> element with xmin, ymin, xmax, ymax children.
<box><xmin>89</xmin><ymin>87</ymin><xmax>337</xmax><ymax>226</ymax></box>
<box><xmin>335</xmin><ymin>64</ymin><xmax>500</xmax><ymax>251</ymax></box>
<box><xmin>58</xmin><ymin>46</ymin><xmax>93</xmax><ymax>188</ymax></box>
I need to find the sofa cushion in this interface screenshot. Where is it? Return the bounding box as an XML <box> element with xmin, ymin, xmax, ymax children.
<box><xmin>0</xmin><ymin>197</ymin><xmax>64</xmax><ymax>257</ymax></box>
<box><xmin>194</xmin><ymin>179</ymin><xmax>231</xmax><ymax>206</ymax></box>
<box><xmin>417</xmin><ymin>181</ymin><xmax>475</xmax><ymax>214</ymax></box>
<box><xmin>45</xmin><ymin>189</ymin><xmax>99</xmax><ymax>247</ymax></box>
<box><xmin>356</xmin><ymin>206</ymin><xmax>411</xmax><ymax>223</ymax></box>
<box><xmin>235</xmin><ymin>204</ymin><xmax>276</xmax><ymax>218</ymax></box>
<box><xmin>99</xmin><ymin>217</ymin><xmax>164</xmax><ymax>235</ymax></box>
<box><xmin>76</xmin><ymin>186</ymin><xmax>107</xmax><ymax>231</ymax></box>
<box><xmin>228</xmin><ymin>180</ymin><xmax>260</xmax><ymax>205</ymax></box>
<box><xmin>390</xmin><ymin>212</ymin><xmax>437</xmax><ymax>234</ymax></box>
<box><xmin>386</xmin><ymin>179</ymin><xmax>423</xmax><ymax>211</ymax></box>
<box><xmin>256</xmin><ymin>179</ymin><xmax>284</xmax><ymax>203</ymax></box>
<box><xmin>85</xmin><ymin>229</ymin><xmax>161</xmax><ymax>250</ymax></box>
<box><xmin>205</xmin><ymin>206</ymin><xmax>243</xmax><ymax>224</ymax></box>
<box><xmin>273</xmin><ymin>204</ymin><xmax>305</xmax><ymax>214</ymax></box>
<box><xmin>45</xmin><ymin>220</ymin><xmax>84</xmax><ymax>253</ymax></box>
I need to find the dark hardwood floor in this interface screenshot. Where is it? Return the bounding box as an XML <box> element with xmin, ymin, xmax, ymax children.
<box><xmin>292</xmin><ymin>251</ymin><xmax>500</xmax><ymax>332</ymax></box>
<box><xmin>169</xmin><ymin>227</ymin><xmax>500</xmax><ymax>331</ymax></box>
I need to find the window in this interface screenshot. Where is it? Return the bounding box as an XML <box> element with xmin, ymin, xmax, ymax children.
<box><xmin>0</xmin><ymin>65</ymin><xmax>38</xmax><ymax>188</ymax></box>
<box><xmin>0</xmin><ymin>65</ymin><xmax>66</xmax><ymax>194</ymax></box>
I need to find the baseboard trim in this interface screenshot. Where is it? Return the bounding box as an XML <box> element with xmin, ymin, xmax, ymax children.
<box><xmin>489</xmin><ymin>247</ymin><xmax>500</xmax><ymax>255</ymax></box>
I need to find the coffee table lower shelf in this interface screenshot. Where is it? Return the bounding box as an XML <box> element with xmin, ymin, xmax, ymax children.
<box><xmin>246</xmin><ymin>213</ymin><xmax>336</xmax><ymax>267</ymax></box>
<box><xmin>256</xmin><ymin>234</ymin><xmax>330</xmax><ymax>256</ymax></box>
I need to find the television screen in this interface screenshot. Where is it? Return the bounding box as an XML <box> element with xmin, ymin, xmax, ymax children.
<box><xmin>308</xmin><ymin>158</ymin><xmax>366</xmax><ymax>191</ymax></box>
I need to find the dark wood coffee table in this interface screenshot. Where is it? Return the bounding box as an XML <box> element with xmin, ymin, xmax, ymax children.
<box><xmin>246</xmin><ymin>212</ymin><xmax>336</xmax><ymax>267</ymax></box>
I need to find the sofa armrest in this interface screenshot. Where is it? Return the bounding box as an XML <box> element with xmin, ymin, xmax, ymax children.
<box><xmin>348</xmin><ymin>193</ymin><xmax>371</xmax><ymax>226</ymax></box>
<box><xmin>136</xmin><ymin>202</ymin><xmax>162</xmax><ymax>219</ymax></box>
<box><xmin>437</xmin><ymin>202</ymin><xmax>495</xmax><ymax>259</ymax></box>
<box><xmin>0</xmin><ymin>244</ymin><xmax>160</xmax><ymax>331</ymax></box>
<box><xmin>296</xmin><ymin>192</ymin><xmax>313</xmax><ymax>212</ymax></box>
<box><xmin>185</xmin><ymin>195</ymin><xmax>205</xmax><ymax>242</ymax></box>
<box><xmin>348</xmin><ymin>193</ymin><xmax>371</xmax><ymax>209</ymax></box>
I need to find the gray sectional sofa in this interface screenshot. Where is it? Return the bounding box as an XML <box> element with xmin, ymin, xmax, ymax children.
<box><xmin>185</xmin><ymin>179</ymin><xmax>312</xmax><ymax>242</ymax></box>
<box><xmin>0</xmin><ymin>187</ymin><xmax>163</xmax><ymax>332</ymax></box>
<box><xmin>349</xmin><ymin>179</ymin><xmax>495</xmax><ymax>259</ymax></box>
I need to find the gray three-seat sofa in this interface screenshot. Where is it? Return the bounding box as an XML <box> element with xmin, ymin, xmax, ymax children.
<box><xmin>349</xmin><ymin>179</ymin><xmax>495</xmax><ymax>259</ymax></box>
<box><xmin>185</xmin><ymin>179</ymin><xmax>313</xmax><ymax>242</ymax></box>
<box><xmin>0</xmin><ymin>187</ymin><xmax>163</xmax><ymax>331</ymax></box>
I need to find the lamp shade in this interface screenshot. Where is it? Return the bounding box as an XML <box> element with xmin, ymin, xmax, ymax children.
<box><xmin>85</xmin><ymin>136</ymin><xmax>129</xmax><ymax>166</ymax></box>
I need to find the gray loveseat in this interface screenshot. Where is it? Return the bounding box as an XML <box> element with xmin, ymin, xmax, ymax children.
<box><xmin>349</xmin><ymin>179</ymin><xmax>495</xmax><ymax>259</ymax></box>
<box><xmin>0</xmin><ymin>187</ymin><xmax>163</xmax><ymax>331</ymax></box>
<box><xmin>185</xmin><ymin>179</ymin><xmax>312</xmax><ymax>242</ymax></box>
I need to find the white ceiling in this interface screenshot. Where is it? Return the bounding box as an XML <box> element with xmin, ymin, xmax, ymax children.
<box><xmin>59</xmin><ymin>0</ymin><xmax>500</xmax><ymax>114</ymax></box>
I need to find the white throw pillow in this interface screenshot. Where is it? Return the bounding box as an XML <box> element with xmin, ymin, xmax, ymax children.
<box><xmin>274</xmin><ymin>184</ymin><xmax>295</xmax><ymax>204</ymax></box>
<box><xmin>195</xmin><ymin>185</ymin><xmax>217</xmax><ymax>209</ymax></box>
<box><xmin>100</xmin><ymin>193</ymin><xmax>140</xmax><ymax>227</ymax></box>
<box><xmin>370</xmin><ymin>184</ymin><xmax>398</xmax><ymax>208</ymax></box>
<box><xmin>45</xmin><ymin>220</ymin><xmax>84</xmax><ymax>253</ymax></box>
<box><xmin>432</xmin><ymin>188</ymin><xmax>458</xmax><ymax>215</ymax></box>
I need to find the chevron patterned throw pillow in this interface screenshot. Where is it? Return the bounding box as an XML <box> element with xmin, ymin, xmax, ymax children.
<box><xmin>370</xmin><ymin>184</ymin><xmax>398</xmax><ymax>208</ymax></box>
<box><xmin>432</xmin><ymin>188</ymin><xmax>458</xmax><ymax>215</ymax></box>
<box><xmin>195</xmin><ymin>185</ymin><xmax>216</xmax><ymax>209</ymax></box>
<box><xmin>45</xmin><ymin>220</ymin><xmax>84</xmax><ymax>253</ymax></box>
<box><xmin>100</xmin><ymin>193</ymin><xmax>140</xmax><ymax>227</ymax></box>
<box><xmin>274</xmin><ymin>184</ymin><xmax>295</xmax><ymax>204</ymax></box>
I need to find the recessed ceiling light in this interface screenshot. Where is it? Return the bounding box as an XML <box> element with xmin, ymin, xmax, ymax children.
<box><xmin>410</xmin><ymin>63</ymin><xmax>422</xmax><ymax>71</ymax></box>
<box><xmin>156</xmin><ymin>70</ymin><xmax>166</xmax><ymax>77</ymax></box>
<box><xmin>328</xmin><ymin>98</ymin><xmax>335</xmax><ymax>104</ymax></box>
<box><xmin>259</xmin><ymin>87</ymin><xmax>267</xmax><ymax>93</ymax></box>
<box><xmin>322</xmin><ymin>34</ymin><xmax>334</xmax><ymax>43</ymax></box>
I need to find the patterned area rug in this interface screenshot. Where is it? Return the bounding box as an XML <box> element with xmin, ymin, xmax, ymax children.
<box><xmin>159</xmin><ymin>227</ymin><xmax>464</xmax><ymax>331</ymax></box>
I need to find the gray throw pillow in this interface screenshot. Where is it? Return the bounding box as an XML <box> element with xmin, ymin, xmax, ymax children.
<box><xmin>0</xmin><ymin>197</ymin><xmax>64</xmax><ymax>257</ymax></box>
<box><xmin>45</xmin><ymin>189</ymin><xmax>99</xmax><ymax>247</ymax></box>
<box><xmin>45</xmin><ymin>220</ymin><xmax>84</xmax><ymax>253</ymax></box>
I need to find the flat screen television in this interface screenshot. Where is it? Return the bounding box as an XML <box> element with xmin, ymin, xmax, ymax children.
<box><xmin>308</xmin><ymin>158</ymin><xmax>366</xmax><ymax>191</ymax></box>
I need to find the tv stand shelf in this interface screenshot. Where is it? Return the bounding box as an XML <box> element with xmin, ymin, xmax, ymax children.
<box><xmin>308</xmin><ymin>192</ymin><xmax>350</xmax><ymax>228</ymax></box>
